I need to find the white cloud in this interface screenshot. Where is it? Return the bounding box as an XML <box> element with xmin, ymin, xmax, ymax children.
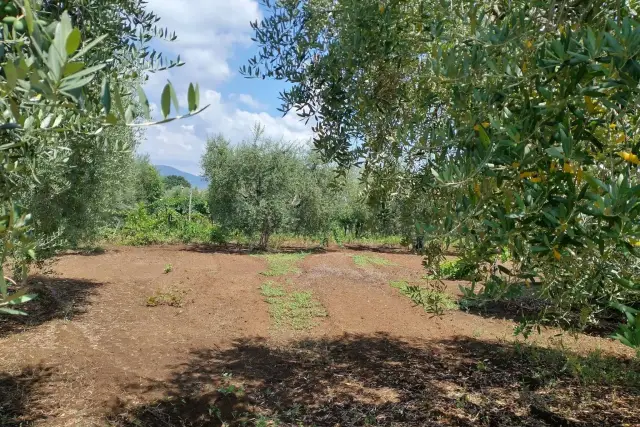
<box><xmin>139</xmin><ymin>89</ymin><xmax>313</xmax><ymax>175</ymax></box>
<box><xmin>145</xmin><ymin>0</ymin><xmax>260</xmax><ymax>82</ymax></box>
<box><xmin>229</xmin><ymin>93</ymin><xmax>266</xmax><ymax>110</ymax></box>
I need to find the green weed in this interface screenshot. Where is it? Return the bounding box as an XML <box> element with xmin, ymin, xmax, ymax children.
<box><xmin>353</xmin><ymin>255</ymin><xmax>393</xmax><ymax>267</ymax></box>
<box><xmin>163</xmin><ymin>263</ymin><xmax>173</xmax><ymax>274</ymax></box>
<box><xmin>146</xmin><ymin>288</ymin><xmax>186</xmax><ymax>307</ymax></box>
<box><xmin>260</xmin><ymin>281</ymin><xmax>327</xmax><ymax>330</ymax></box>
<box><xmin>255</xmin><ymin>253</ymin><xmax>308</xmax><ymax>276</ymax></box>
<box><xmin>427</xmin><ymin>259</ymin><xmax>479</xmax><ymax>281</ymax></box>
<box><xmin>390</xmin><ymin>280</ymin><xmax>458</xmax><ymax>313</ymax></box>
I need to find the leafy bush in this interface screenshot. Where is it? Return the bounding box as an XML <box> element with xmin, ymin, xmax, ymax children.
<box><xmin>434</xmin><ymin>259</ymin><xmax>479</xmax><ymax>281</ymax></box>
<box><xmin>114</xmin><ymin>203</ymin><xmax>217</xmax><ymax>245</ymax></box>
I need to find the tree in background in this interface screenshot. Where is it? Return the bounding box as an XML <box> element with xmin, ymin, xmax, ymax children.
<box><xmin>247</xmin><ymin>0</ymin><xmax>640</xmax><ymax>347</ymax></box>
<box><xmin>202</xmin><ymin>129</ymin><xmax>305</xmax><ymax>249</ymax></box>
<box><xmin>164</xmin><ymin>175</ymin><xmax>191</xmax><ymax>189</ymax></box>
<box><xmin>134</xmin><ymin>155</ymin><xmax>164</xmax><ymax>204</ymax></box>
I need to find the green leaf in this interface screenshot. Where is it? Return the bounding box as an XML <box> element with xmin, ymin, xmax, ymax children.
<box><xmin>71</xmin><ymin>34</ymin><xmax>108</xmax><ymax>60</ymax></box>
<box><xmin>168</xmin><ymin>80</ymin><xmax>179</xmax><ymax>113</ymax></box>
<box><xmin>24</xmin><ymin>0</ymin><xmax>34</xmax><ymax>34</ymax></box>
<box><xmin>161</xmin><ymin>83</ymin><xmax>171</xmax><ymax>118</ymax></box>
<box><xmin>4</xmin><ymin>60</ymin><xmax>17</xmax><ymax>89</ymax></box>
<box><xmin>0</xmin><ymin>308</ymin><xmax>27</xmax><ymax>315</ymax></box>
<box><xmin>100</xmin><ymin>78</ymin><xmax>111</xmax><ymax>114</ymax></box>
<box><xmin>112</xmin><ymin>86</ymin><xmax>125</xmax><ymax>118</ymax></box>
<box><xmin>40</xmin><ymin>113</ymin><xmax>54</xmax><ymax>129</ymax></box>
<box><xmin>63</xmin><ymin>61</ymin><xmax>85</xmax><ymax>77</ymax></box>
<box><xmin>545</xmin><ymin>146</ymin><xmax>564</xmax><ymax>159</ymax></box>
<box><xmin>137</xmin><ymin>86</ymin><xmax>150</xmax><ymax>120</ymax></box>
<box><xmin>66</xmin><ymin>28</ymin><xmax>82</xmax><ymax>56</ymax></box>
<box><xmin>477</xmin><ymin>126</ymin><xmax>491</xmax><ymax>148</ymax></box>
<box><xmin>188</xmin><ymin>83</ymin><xmax>196</xmax><ymax>112</ymax></box>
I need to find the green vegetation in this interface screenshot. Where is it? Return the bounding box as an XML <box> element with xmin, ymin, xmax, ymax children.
<box><xmin>146</xmin><ymin>288</ymin><xmax>187</xmax><ymax>308</ymax></box>
<box><xmin>431</xmin><ymin>259</ymin><xmax>480</xmax><ymax>281</ymax></box>
<box><xmin>255</xmin><ymin>253</ymin><xmax>308</xmax><ymax>277</ymax></box>
<box><xmin>260</xmin><ymin>281</ymin><xmax>327</xmax><ymax>330</ymax></box>
<box><xmin>163</xmin><ymin>175</ymin><xmax>191</xmax><ymax>189</ymax></box>
<box><xmin>0</xmin><ymin>0</ymin><xmax>203</xmax><ymax>314</ymax></box>
<box><xmin>247</xmin><ymin>0</ymin><xmax>640</xmax><ymax>350</ymax></box>
<box><xmin>163</xmin><ymin>264</ymin><xmax>173</xmax><ymax>274</ymax></box>
<box><xmin>390</xmin><ymin>280</ymin><xmax>458</xmax><ymax>313</ymax></box>
<box><xmin>353</xmin><ymin>255</ymin><xmax>393</xmax><ymax>267</ymax></box>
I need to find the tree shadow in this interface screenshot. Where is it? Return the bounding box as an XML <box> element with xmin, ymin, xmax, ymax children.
<box><xmin>0</xmin><ymin>364</ymin><xmax>54</xmax><ymax>426</ymax></box>
<box><xmin>0</xmin><ymin>276</ymin><xmax>102</xmax><ymax>338</ymax></box>
<box><xmin>108</xmin><ymin>334</ymin><xmax>639</xmax><ymax>427</ymax></box>
<box><xmin>460</xmin><ymin>296</ymin><xmax>625</xmax><ymax>339</ymax></box>
<box><xmin>342</xmin><ymin>243</ymin><xmax>411</xmax><ymax>254</ymax></box>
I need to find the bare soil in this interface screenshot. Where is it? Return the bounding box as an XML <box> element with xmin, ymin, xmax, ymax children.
<box><xmin>0</xmin><ymin>245</ymin><xmax>637</xmax><ymax>426</ymax></box>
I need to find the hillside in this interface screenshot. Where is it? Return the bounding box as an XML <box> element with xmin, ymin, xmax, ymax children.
<box><xmin>155</xmin><ymin>165</ymin><xmax>208</xmax><ymax>189</ymax></box>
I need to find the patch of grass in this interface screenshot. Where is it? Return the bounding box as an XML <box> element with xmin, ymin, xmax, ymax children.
<box><xmin>255</xmin><ymin>253</ymin><xmax>308</xmax><ymax>276</ymax></box>
<box><xmin>353</xmin><ymin>254</ymin><xmax>393</xmax><ymax>267</ymax></box>
<box><xmin>260</xmin><ymin>281</ymin><xmax>327</xmax><ymax>330</ymax></box>
<box><xmin>390</xmin><ymin>280</ymin><xmax>458</xmax><ymax>313</ymax></box>
<box><xmin>146</xmin><ymin>288</ymin><xmax>186</xmax><ymax>307</ymax></box>
<box><xmin>426</xmin><ymin>259</ymin><xmax>480</xmax><ymax>281</ymax></box>
<box><xmin>163</xmin><ymin>263</ymin><xmax>173</xmax><ymax>274</ymax></box>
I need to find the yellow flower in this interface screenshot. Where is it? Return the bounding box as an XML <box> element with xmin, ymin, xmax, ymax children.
<box><xmin>630</xmin><ymin>238</ymin><xmax>640</xmax><ymax>247</ymax></box>
<box><xmin>474</xmin><ymin>182</ymin><xmax>481</xmax><ymax>196</ymax></box>
<box><xmin>576</xmin><ymin>168</ymin><xmax>584</xmax><ymax>183</ymax></box>
<box><xmin>618</xmin><ymin>151</ymin><xmax>640</xmax><ymax>165</ymax></box>
<box><xmin>553</xmin><ymin>248</ymin><xmax>562</xmax><ymax>260</ymax></box>
<box><xmin>609</xmin><ymin>123</ymin><xmax>617</xmax><ymax>130</ymax></box>
<box><xmin>473</xmin><ymin>124</ymin><xmax>481</xmax><ymax>131</ymax></box>
<box><xmin>616</xmin><ymin>133</ymin><xmax>626</xmax><ymax>144</ymax></box>
<box><xmin>525</xmin><ymin>40</ymin><xmax>533</xmax><ymax>49</ymax></box>
<box><xmin>511</xmin><ymin>162</ymin><xmax>520</xmax><ymax>169</ymax></box>
<box><xmin>550</xmin><ymin>162</ymin><xmax>557</xmax><ymax>172</ymax></box>
<box><xmin>530</xmin><ymin>177</ymin><xmax>543</xmax><ymax>183</ymax></box>
<box><xmin>519</xmin><ymin>171</ymin><xmax>536</xmax><ymax>179</ymax></box>
<box><xmin>379</xmin><ymin>5</ymin><xmax>385</xmax><ymax>13</ymax></box>
<box><xmin>481</xmin><ymin>121</ymin><xmax>490</xmax><ymax>128</ymax></box>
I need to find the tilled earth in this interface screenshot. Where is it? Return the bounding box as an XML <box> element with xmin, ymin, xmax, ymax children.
<box><xmin>0</xmin><ymin>245</ymin><xmax>637</xmax><ymax>426</ymax></box>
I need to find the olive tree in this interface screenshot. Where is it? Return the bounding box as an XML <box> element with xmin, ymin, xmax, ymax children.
<box><xmin>202</xmin><ymin>130</ymin><xmax>306</xmax><ymax>248</ymax></box>
<box><xmin>0</xmin><ymin>0</ymin><xmax>205</xmax><ymax>314</ymax></box>
<box><xmin>247</xmin><ymin>0</ymin><xmax>640</xmax><ymax>347</ymax></box>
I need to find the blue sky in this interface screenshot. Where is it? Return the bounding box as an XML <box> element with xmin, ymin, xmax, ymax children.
<box><xmin>138</xmin><ymin>0</ymin><xmax>313</xmax><ymax>175</ymax></box>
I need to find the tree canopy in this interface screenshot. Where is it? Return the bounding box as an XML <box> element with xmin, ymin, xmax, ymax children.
<box><xmin>164</xmin><ymin>175</ymin><xmax>192</xmax><ymax>189</ymax></box>
<box><xmin>0</xmin><ymin>0</ymin><xmax>204</xmax><ymax>314</ymax></box>
<box><xmin>247</xmin><ymin>0</ymin><xmax>640</xmax><ymax>347</ymax></box>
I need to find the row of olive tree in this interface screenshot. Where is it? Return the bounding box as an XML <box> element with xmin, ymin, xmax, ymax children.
<box><xmin>201</xmin><ymin>127</ymin><xmax>405</xmax><ymax>249</ymax></box>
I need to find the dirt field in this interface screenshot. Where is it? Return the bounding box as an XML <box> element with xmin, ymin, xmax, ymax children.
<box><xmin>0</xmin><ymin>245</ymin><xmax>638</xmax><ymax>426</ymax></box>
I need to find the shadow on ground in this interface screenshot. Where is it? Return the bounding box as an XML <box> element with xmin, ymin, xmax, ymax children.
<box><xmin>0</xmin><ymin>364</ymin><xmax>54</xmax><ymax>426</ymax></box>
<box><xmin>0</xmin><ymin>276</ymin><xmax>102</xmax><ymax>338</ymax></box>
<box><xmin>108</xmin><ymin>334</ymin><xmax>639</xmax><ymax>427</ymax></box>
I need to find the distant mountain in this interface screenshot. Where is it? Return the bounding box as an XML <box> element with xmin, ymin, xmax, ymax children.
<box><xmin>155</xmin><ymin>165</ymin><xmax>209</xmax><ymax>189</ymax></box>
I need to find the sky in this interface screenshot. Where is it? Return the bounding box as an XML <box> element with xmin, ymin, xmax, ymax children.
<box><xmin>137</xmin><ymin>0</ymin><xmax>313</xmax><ymax>175</ymax></box>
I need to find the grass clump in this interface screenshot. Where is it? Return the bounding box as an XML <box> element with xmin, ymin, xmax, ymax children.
<box><xmin>353</xmin><ymin>254</ymin><xmax>393</xmax><ymax>267</ymax></box>
<box><xmin>427</xmin><ymin>259</ymin><xmax>479</xmax><ymax>281</ymax></box>
<box><xmin>146</xmin><ymin>288</ymin><xmax>187</xmax><ymax>307</ymax></box>
<box><xmin>260</xmin><ymin>281</ymin><xmax>327</xmax><ymax>330</ymax></box>
<box><xmin>255</xmin><ymin>253</ymin><xmax>308</xmax><ymax>276</ymax></box>
<box><xmin>390</xmin><ymin>280</ymin><xmax>458</xmax><ymax>313</ymax></box>
<box><xmin>163</xmin><ymin>263</ymin><xmax>173</xmax><ymax>274</ymax></box>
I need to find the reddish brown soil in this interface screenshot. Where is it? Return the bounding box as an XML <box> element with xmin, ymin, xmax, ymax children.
<box><xmin>0</xmin><ymin>246</ymin><xmax>637</xmax><ymax>426</ymax></box>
